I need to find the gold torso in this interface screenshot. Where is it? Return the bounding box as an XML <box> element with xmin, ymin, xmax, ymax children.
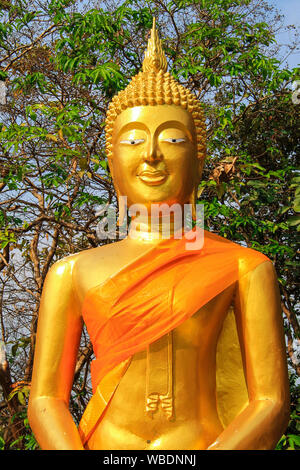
<box><xmin>73</xmin><ymin>239</ymin><xmax>234</xmax><ymax>450</ymax></box>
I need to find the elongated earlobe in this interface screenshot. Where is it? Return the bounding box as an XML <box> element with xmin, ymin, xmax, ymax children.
<box><xmin>108</xmin><ymin>159</ymin><xmax>126</xmax><ymax>227</ymax></box>
<box><xmin>189</xmin><ymin>186</ymin><xmax>197</xmax><ymax>222</ymax></box>
<box><xmin>198</xmin><ymin>157</ymin><xmax>205</xmax><ymax>181</ymax></box>
<box><xmin>117</xmin><ymin>191</ymin><xmax>127</xmax><ymax>227</ymax></box>
<box><xmin>189</xmin><ymin>157</ymin><xmax>204</xmax><ymax>222</ymax></box>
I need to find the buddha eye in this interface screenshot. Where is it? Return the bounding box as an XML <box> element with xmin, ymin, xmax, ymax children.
<box><xmin>120</xmin><ymin>139</ymin><xmax>145</xmax><ymax>145</ymax></box>
<box><xmin>162</xmin><ymin>138</ymin><xmax>186</xmax><ymax>143</ymax></box>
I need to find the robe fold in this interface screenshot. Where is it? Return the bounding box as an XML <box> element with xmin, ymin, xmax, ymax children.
<box><xmin>78</xmin><ymin>228</ymin><xmax>270</xmax><ymax>445</ymax></box>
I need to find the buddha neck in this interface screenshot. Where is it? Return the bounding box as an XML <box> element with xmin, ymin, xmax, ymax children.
<box><xmin>127</xmin><ymin>209</ymin><xmax>185</xmax><ymax>244</ymax></box>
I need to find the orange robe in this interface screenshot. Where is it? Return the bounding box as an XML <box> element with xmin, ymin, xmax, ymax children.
<box><xmin>78</xmin><ymin>229</ymin><xmax>270</xmax><ymax>445</ymax></box>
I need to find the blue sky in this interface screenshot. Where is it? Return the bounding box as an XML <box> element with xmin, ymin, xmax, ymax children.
<box><xmin>272</xmin><ymin>0</ymin><xmax>300</xmax><ymax>68</ymax></box>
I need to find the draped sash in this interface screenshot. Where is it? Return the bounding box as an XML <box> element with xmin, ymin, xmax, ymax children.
<box><xmin>78</xmin><ymin>229</ymin><xmax>269</xmax><ymax>445</ymax></box>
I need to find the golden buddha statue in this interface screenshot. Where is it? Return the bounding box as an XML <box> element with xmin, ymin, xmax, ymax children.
<box><xmin>28</xmin><ymin>19</ymin><xmax>290</xmax><ymax>450</ymax></box>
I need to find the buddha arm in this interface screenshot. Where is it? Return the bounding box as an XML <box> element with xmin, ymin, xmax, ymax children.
<box><xmin>28</xmin><ymin>259</ymin><xmax>84</xmax><ymax>450</ymax></box>
<box><xmin>208</xmin><ymin>260</ymin><xmax>290</xmax><ymax>450</ymax></box>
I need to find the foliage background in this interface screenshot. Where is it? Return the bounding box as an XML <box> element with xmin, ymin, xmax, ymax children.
<box><xmin>0</xmin><ymin>0</ymin><xmax>299</xmax><ymax>450</ymax></box>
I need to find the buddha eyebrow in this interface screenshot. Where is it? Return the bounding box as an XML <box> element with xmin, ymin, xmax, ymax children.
<box><xmin>118</xmin><ymin>121</ymin><xmax>191</xmax><ymax>133</ymax></box>
<box><xmin>117</xmin><ymin>122</ymin><xmax>148</xmax><ymax>136</ymax></box>
<box><xmin>156</xmin><ymin>121</ymin><xmax>194</xmax><ymax>143</ymax></box>
<box><xmin>116</xmin><ymin>120</ymin><xmax>194</xmax><ymax>143</ymax></box>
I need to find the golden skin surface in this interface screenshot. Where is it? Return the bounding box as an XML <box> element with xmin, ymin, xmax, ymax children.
<box><xmin>28</xmin><ymin>105</ymin><xmax>290</xmax><ymax>450</ymax></box>
<box><xmin>109</xmin><ymin>105</ymin><xmax>202</xmax><ymax>208</ymax></box>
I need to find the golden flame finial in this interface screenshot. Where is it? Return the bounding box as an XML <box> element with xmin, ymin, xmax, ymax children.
<box><xmin>142</xmin><ymin>17</ymin><xmax>168</xmax><ymax>73</ymax></box>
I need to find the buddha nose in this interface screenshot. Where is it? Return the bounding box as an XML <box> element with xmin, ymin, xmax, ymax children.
<box><xmin>144</xmin><ymin>138</ymin><xmax>163</xmax><ymax>162</ymax></box>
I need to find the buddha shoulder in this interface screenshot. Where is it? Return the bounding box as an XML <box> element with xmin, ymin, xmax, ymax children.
<box><xmin>236</xmin><ymin>252</ymin><xmax>276</xmax><ymax>289</ymax></box>
<box><xmin>46</xmin><ymin>241</ymin><xmax>134</xmax><ymax>304</ymax></box>
<box><xmin>47</xmin><ymin>241</ymin><xmax>123</xmax><ymax>277</ymax></box>
<box><xmin>45</xmin><ymin>250</ymin><xmax>85</xmax><ymax>279</ymax></box>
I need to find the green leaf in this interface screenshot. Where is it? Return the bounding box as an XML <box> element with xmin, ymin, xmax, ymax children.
<box><xmin>99</xmin><ymin>160</ymin><xmax>107</xmax><ymax>170</ymax></box>
<box><xmin>17</xmin><ymin>391</ymin><xmax>26</xmax><ymax>406</ymax></box>
<box><xmin>247</xmin><ymin>180</ymin><xmax>266</xmax><ymax>188</ymax></box>
<box><xmin>0</xmin><ymin>70</ymin><xmax>8</xmax><ymax>80</ymax></box>
<box><xmin>287</xmin><ymin>216</ymin><xmax>300</xmax><ymax>227</ymax></box>
<box><xmin>287</xmin><ymin>434</ymin><xmax>300</xmax><ymax>447</ymax></box>
<box><xmin>293</xmin><ymin>202</ymin><xmax>300</xmax><ymax>212</ymax></box>
<box><xmin>11</xmin><ymin>343</ymin><xmax>18</xmax><ymax>357</ymax></box>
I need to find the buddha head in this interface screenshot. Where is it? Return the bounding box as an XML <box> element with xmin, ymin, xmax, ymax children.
<box><xmin>105</xmin><ymin>18</ymin><xmax>206</xmax><ymax>224</ymax></box>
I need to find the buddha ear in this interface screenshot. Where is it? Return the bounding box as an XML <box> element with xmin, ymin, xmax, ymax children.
<box><xmin>197</xmin><ymin>156</ymin><xmax>205</xmax><ymax>181</ymax></box>
<box><xmin>189</xmin><ymin>186</ymin><xmax>197</xmax><ymax>221</ymax></box>
<box><xmin>189</xmin><ymin>158</ymin><xmax>205</xmax><ymax>221</ymax></box>
<box><xmin>107</xmin><ymin>158</ymin><xmax>114</xmax><ymax>179</ymax></box>
<box><xmin>107</xmin><ymin>158</ymin><xmax>126</xmax><ymax>227</ymax></box>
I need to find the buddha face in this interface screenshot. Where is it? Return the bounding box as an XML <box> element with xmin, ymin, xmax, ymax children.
<box><xmin>110</xmin><ymin>105</ymin><xmax>202</xmax><ymax>209</ymax></box>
